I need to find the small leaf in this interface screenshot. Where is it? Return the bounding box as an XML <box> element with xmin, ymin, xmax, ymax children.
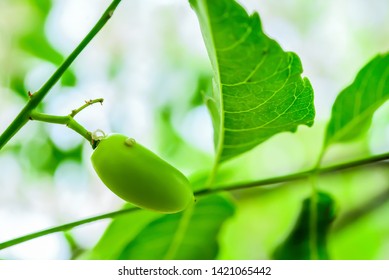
<box><xmin>118</xmin><ymin>195</ymin><xmax>235</xmax><ymax>260</ymax></box>
<box><xmin>325</xmin><ymin>53</ymin><xmax>389</xmax><ymax>146</ymax></box>
<box><xmin>190</xmin><ymin>0</ymin><xmax>315</xmax><ymax>163</ymax></box>
<box><xmin>272</xmin><ymin>192</ymin><xmax>336</xmax><ymax>260</ymax></box>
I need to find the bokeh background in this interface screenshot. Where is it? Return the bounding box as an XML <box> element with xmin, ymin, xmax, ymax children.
<box><xmin>0</xmin><ymin>0</ymin><xmax>389</xmax><ymax>259</ymax></box>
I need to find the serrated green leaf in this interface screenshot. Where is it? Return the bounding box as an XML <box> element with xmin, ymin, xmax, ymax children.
<box><xmin>190</xmin><ymin>0</ymin><xmax>314</xmax><ymax>162</ymax></box>
<box><xmin>325</xmin><ymin>53</ymin><xmax>389</xmax><ymax>146</ymax></box>
<box><xmin>118</xmin><ymin>195</ymin><xmax>235</xmax><ymax>260</ymax></box>
<box><xmin>272</xmin><ymin>192</ymin><xmax>336</xmax><ymax>260</ymax></box>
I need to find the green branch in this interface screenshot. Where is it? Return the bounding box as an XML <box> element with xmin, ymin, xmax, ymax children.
<box><xmin>0</xmin><ymin>0</ymin><xmax>121</xmax><ymax>151</ymax></box>
<box><xmin>196</xmin><ymin>151</ymin><xmax>389</xmax><ymax>195</ymax></box>
<box><xmin>30</xmin><ymin>111</ymin><xmax>93</xmax><ymax>144</ymax></box>
<box><xmin>308</xmin><ymin>147</ymin><xmax>326</xmax><ymax>260</ymax></box>
<box><xmin>29</xmin><ymin>98</ymin><xmax>104</xmax><ymax>145</ymax></box>
<box><xmin>0</xmin><ymin>207</ymin><xmax>139</xmax><ymax>251</ymax></box>
<box><xmin>70</xmin><ymin>98</ymin><xmax>104</xmax><ymax>117</ymax></box>
<box><xmin>1</xmin><ymin>150</ymin><xmax>389</xmax><ymax>251</ymax></box>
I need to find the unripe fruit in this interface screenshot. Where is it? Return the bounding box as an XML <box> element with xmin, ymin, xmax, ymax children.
<box><xmin>91</xmin><ymin>134</ymin><xmax>194</xmax><ymax>213</ymax></box>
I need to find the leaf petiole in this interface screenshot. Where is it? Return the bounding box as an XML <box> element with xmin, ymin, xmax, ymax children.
<box><xmin>0</xmin><ymin>207</ymin><xmax>140</xmax><ymax>251</ymax></box>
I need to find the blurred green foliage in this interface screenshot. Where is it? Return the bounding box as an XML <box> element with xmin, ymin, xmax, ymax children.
<box><xmin>0</xmin><ymin>0</ymin><xmax>83</xmax><ymax>180</ymax></box>
<box><xmin>273</xmin><ymin>192</ymin><xmax>336</xmax><ymax>260</ymax></box>
<box><xmin>1</xmin><ymin>0</ymin><xmax>389</xmax><ymax>260</ymax></box>
<box><xmin>117</xmin><ymin>195</ymin><xmax>234</xmax><ymax>260</ymax></box>
<box><xmin>2</xmin><ymin>0</ymin><xmax>76</xmax><ymax>100</ymax></box>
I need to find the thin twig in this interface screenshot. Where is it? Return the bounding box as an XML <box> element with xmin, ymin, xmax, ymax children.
<box><xmin>0</xmin><ymin>0</ymin><xmax>121</xmax><ymax>151</ymax></box>
<box><xmin>1</xmin><ymin>151</ymin><xmax>389</xmax><ymax>250</ymax></box>
<box><xmin>195</xmin><ymin>151</ymin><xmax>389</xmax><ymax>196</ymax></box>
<box><xmin>70</xmin><ymin>98</ymin><xmax>104</xmax><ymax>117</ymax></box>
<box><xmin>0</xmin><ymin>207</ymin><xmax>139</xmax><ymax>251</ymax></box>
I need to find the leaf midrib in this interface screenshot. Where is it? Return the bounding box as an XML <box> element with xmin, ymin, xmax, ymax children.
<box><xmin>198</xmin><ymin>0</ymin><xmax>225</xmax><ymax>179</ymax></box>
<box><xmin>163</xmin><ymin>205</ymin><xmax>194</xmax><ymax>259</ymax></box>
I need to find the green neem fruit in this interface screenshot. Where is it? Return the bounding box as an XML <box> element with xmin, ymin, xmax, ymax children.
<box><xmin>91</xmin><ymin>134</ymin><xmax>194</xmax><ymax>213</ymax></box>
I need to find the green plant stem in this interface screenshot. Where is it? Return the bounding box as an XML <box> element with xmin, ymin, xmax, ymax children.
<box><xmin>70</xmin><ymin>98</ymin><xmax>104</xmax><ymax>117</ymax></box>
<box><xmin>29</xmin><ymin>111</ymin><xmax>92</xmax><ymax>143</ymax></box>
<box><xmin>309</xmin><ymin>174</ymin><xmax>319</xmax><ymax>260</ymax></box>
<box><xmin>29</xmin><ymin>98</ymin><xmax>104</xmax><ymax>145</ymax></box>
<box><xmin>309</xmin><ymin>148</ymin><xmax>326</xmax><ymax>260</ymax></box>
<box><xmin>196</xmin><ymin>150</ymin><xmax>389</xmax><ymax>195</ymax></box>
<box><xmin>1</xmin><ymin>150</ymin><xmax>389</xmax><ymax>251</ymax></box>
<box><xmin>0</xmin><ymin>207</ymin><xmax>139</xmax><ymax>251</ymax></box>
<box><xmin>0</xmin><ymin>0</ymin><xmax>121</xmax><ymax>151</ymax></box>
